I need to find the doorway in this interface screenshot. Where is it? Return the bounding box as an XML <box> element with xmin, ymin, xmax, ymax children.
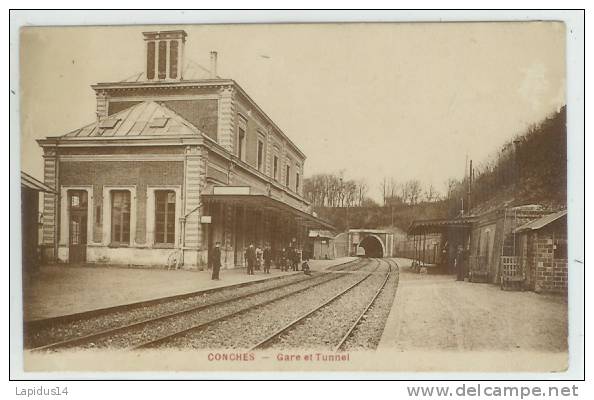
<box><xmin>68</xmin><ymin>190</ymin><xmax>88</xmax><ymax>263</ymax></box>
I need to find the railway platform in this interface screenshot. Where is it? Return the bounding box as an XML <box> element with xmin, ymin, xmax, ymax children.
<box><xmin>378</xmin><ymin>258</ymin><xmax>568</xmax><ymax>371</ymax></box>
<box><xmin>23</xmin><ymin>257</ymin><xmax>357</xmax><ymax>322</ymax></box>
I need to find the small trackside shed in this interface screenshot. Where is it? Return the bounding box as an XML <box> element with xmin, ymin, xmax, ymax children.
<box><xmin>513</xmin><ymin>210</ymin><xmax>568</xmax><ymax>293</ymax></box>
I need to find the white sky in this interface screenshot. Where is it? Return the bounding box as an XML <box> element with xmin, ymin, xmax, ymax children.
<box><xmin>20</xmin><ymin>23</ymin><xmax>565</xmax><ymax>201</ymax></box>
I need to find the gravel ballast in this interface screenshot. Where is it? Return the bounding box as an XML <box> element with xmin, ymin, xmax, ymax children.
<box><xmin>342</xmin><ymin>259</ymin><xmax>400</xmax><ymax>350</ymax></box>
<box><xmin>163</xmin><ymin>260</ymin><xmax>381</xmax><ymax>349</ymax></box>
<box><xmin>267</xmin><ymin>259</ymin><xmax>391</xmax><ymax>350</ymax></box>
<box><xmin>75</xmin><ymin>261</ymin><xmax>370</xmax><ymax>349</ymax></box>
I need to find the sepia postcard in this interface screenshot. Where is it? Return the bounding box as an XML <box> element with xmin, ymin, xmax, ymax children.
<box><xmin>14</xmin><ymin>19</ymin><xmax>579</xmax><ymax>377</ymax></box>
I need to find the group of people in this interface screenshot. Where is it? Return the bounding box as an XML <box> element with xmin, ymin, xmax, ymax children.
<box><xmin>276</xmin><ymin>246</ymin><xmax>302</xmax><ymax>272</ymax></box>
<box><xmin>243</xmin><ymin>244</ymin><xmax>272</xmax><ymax>275</ymax></box>
<box><xmin>208</xmin><ymin>241</ymin><xmax>310</xmax><ymax>280</ymax></box>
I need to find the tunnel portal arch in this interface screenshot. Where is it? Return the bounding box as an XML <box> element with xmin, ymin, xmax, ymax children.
<box><xmin>358</xmin><ymin>234</ymin><xmax>385</xmax><ymax>258</ymax></box>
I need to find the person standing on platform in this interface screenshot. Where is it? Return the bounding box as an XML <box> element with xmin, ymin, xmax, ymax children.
<box><xmin>291</xmin><ymin>247</ymin><xmax>300</xmax><ymax>271</ymax></box>
<box><xmin>255</xmin><ymin>245</ymin><xmax>263</xmax><ymax>271</ymax></box>
<box><xmin>210</xmin><ymin>242</ymin><xmax>222</xmax><ymax>280</ymax></box>
<box><xmin>280</xmin><ymin>248</ymin><xmax>287</xmax><ymax>271</ymax></box>
<box><xmin>246</xmin><ymin>244</ymin><xmax>256</xmax><ymax>275</ymax></box>
<box><xmin>263</xmin><ymin>245</ymin><xmax>272</xmax><ymax>274</ymax></box>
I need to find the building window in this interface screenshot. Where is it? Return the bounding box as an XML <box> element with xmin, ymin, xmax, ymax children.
<box><xmin>155</xmin><ymin>190</ymin><xmax>176</xmax><ymax>245</ymax></box>
<box><xmin>169</xmin><ymin>40</ymin><xmax>178</xmax><ymax>79</ymax></box>
<box><xmin>238</xmin><ymin>127</ymin><xmax>246</xmax><ymax>161</ymax></box>
<box><xmin>273</xmin><ymin>155</ymin><xmax>279</xmax><ymax>180</ymax></box>
<box><xmin>111</xmin><ymin>191</ymin><xmax>131</xmax><ymax>245</ymax></box>
<box><xmin>158</xmin><ymin>41</ymin><xmax>167</xmax><ymax>79</ymax></box>
<box><xmin>285</xmin><ymin>165</ymin><xmax>291</xmax><ymax>187</ymax></box>
<box><xmin>257</xmin><ymin>140</ymin><xmax>264</xmax><ymax>171</ymax></box>
<box><xmin>147</xmin><ymin>41</ymin><xmax>155</xmax><ymax>80</ymax></box>
<box><xmin>296</xmin><ymin>172</ymin><xmax>300</xmax><ymax>192</ymax></box>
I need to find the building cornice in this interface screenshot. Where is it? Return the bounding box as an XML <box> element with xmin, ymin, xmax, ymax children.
<box><xmin>37</xmin><ymin>133</ymin><xmax>310</xmax><ymax>207</ymax></box>
<box><xmin>91</xmin><ymin>78</ymin><xmax>306</xmax><ymax>160</ymax></box>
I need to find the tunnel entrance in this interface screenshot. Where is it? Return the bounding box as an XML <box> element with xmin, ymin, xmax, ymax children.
<box><xmin>358</xmin><ymin>235</ymin><xmax>384</xmax><ymax>258</ymax></box>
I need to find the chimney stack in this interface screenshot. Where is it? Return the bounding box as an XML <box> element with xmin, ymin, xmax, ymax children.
<box><xmin>210</xmin><ymin>51</ymin><xmax>218</xmax><ymax>79</ymax></box>
<box><xmin>143</xmin><ymin>30</ymin><xmax>187</xmax><ymax>81</ymax></box>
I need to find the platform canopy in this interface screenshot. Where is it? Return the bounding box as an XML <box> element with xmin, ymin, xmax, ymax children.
<box><xmin>202</xmin><ymin>194</ymin><xmax>335</xmax><ymax>230</ymax></box>
<box><xmin>514</xmin><ymin>209</ymin><xmax>567</xmax><ymax>233</ymax></box>
<box><xmin>408</xmin><ymin>217</ymin><xmax>474</xmax><ymax>235</ymax></box>
<box><xmin>21</xmin><ymin>171</ymin><xmax>55</xmax><ymax>193</ymax></box>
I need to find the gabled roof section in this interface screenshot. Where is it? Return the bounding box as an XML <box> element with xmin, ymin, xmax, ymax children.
<box><xmin>21</xmin><ymin>171</ymin><xmax>55</xmax><ymax>193</ymax></box>
<box><xmin>119</xmin><ymin>59</ymin><xmax>215</xmax><ymax>83</ymax></box>
<box><xmin>62</xmin><ymin>101</ymin><xmax>205</xmax><ymax>138</ymax></box>
<box><xmin>514</xmin><ymin>210</ymin><xmax>567</xmax><ymax>233</ymax></box>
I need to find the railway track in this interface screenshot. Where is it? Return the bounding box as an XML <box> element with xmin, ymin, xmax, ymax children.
<box><xmin>334</xmin><ymin>258</ymin><xmax>395</xmax><ymax>351</ymax></box>
<box><xmin>28</xmin><ymin>258</ymin><xmax>369</xmax><ymax>352</ymax></box>
<box><xmin>134</xmin><ymin>258</ymin><xmax>376</xmax><ymax>350</ymax></box>
<box><xmin>250</xmin><ymin>258</ymin><xmax>392</xmax><ymax>351</ymax></box>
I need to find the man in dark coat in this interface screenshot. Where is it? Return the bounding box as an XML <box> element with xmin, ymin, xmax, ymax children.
<box><xmin>263</xmin><ymin>245</ymin><xmax>272</xmax><ymax>274</ymax></box>
<box><xmin>246</xmin><ymin>244</ymin><xmax>256</xmax><ymax>275</ymax></box>
<box><xmin>210</xmin><ymin>242</ymin><xmax>222</xmax><ymax>280</ymax></box>
<box><xmin>292</xmin><ymin>247</ymin><xmax>300</xmax><ymax>271</ymax></box>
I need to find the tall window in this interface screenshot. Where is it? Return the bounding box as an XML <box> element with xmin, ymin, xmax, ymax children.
<box><xmin>238</xmin><ymin>127</ymin><xmax>246</xmax><ymax>161</ymax></box>
<box><xmin>158</xmin><ymin>41</ymin><xmax>167</xmax><ymax>79</ymax></box>
<box><xmin>296</xmin><ymin>172</ymin><xmax>300</xmax><ymax>192</ymax></box>
<box><xmin>146</xmin><ymin>42</ymin><xmax>156</xmax><ymax>80</ymax></box>
<box><xmin>257</xmin><ymin>140</ymin><xmax>264</xmax><ymax>171</ymax></box>
<box><xmin>111</xmin><ymin>191</ymin><xmax>131</xmax><ymax>245</ymax></box>
<box><xmin>155</xmin><ymin>191</ymin><xmax>176</xmax><ymax>245</ymax></box>
<box><xmin>273</xmin><ymin>156</ymin><xmax>279</xmax><ymax>180</ymax></box>
<box><xmin>285</xmin><ymin>165</ymin><xmax>291</xmax><ymax>187</ymax></box>
<box><xmin>169</xmin><ymin>40</ymin><xmax>178</xmax><ymax>79</ymax></box>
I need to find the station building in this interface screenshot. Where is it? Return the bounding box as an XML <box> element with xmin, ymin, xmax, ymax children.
<box><xmin>38</xmin><ymin>30</ymin><xmax>332</xmax><ymax>269</ymax></box>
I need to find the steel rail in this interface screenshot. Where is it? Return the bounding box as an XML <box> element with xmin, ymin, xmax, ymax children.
<box><xmin>333</xmin><ymin>258</ymin><xmax>393</xmax><ymax>352</ymax></box>
<box><xmin>249</xmin><ymin>259</ymin><xmax>382</xmax><ymax>351</ymax></box>
<box><xmin>30</xmin><ymin>259</ymin><xmax>368</xmax><ymax>352</ymax></box>
<box><xmin>133</xmin><ymin>259</ymin><xmax>373</xmax><ymax>350</ymax></box>
<box><xmin>25</xmin><ymin>258</ymin><xmax>361</xmax><ymax>334</ymax></box>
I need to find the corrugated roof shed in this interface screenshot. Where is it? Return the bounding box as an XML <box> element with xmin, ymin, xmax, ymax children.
<box><xmin>514</xmin><ymin>210</ymin><xmax>567</xmax><ymax>233</ymax></box>
<box><xmin>21</xmin><ymin>171</ymin><xmax>55</xmax><ymax>193</ymax></box>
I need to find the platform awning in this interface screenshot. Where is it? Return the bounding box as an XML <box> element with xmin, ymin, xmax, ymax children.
<box><xmin>202</xmin><ymin>194</ymin><xmax>335</xmax><ymax>230</ymax></box>
<box><xmin>514</xmin><ymin>210</ymin><xmax>567</xmax><ymax>233</ymax></box>
<box><xmin>21</xmin><ymin>171</ymin><xmax>55</xmax><ymax>193</ymax></box>
<box><xmin>408</xmin><ymin>217</ymin><xmax>474</xmax><ymax>235</ymax></box>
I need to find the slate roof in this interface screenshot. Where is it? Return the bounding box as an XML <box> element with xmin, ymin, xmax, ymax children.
<box><xmin>119</xmin><ymin>60</ymin><xmax>216</xmax><ymax>83</ymax></box>
<box><xmin>62</xmin><ymin>101</ymin><xmax>205</xmax><ymax>138</ymax></box>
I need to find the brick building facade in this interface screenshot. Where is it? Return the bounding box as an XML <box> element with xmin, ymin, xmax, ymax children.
<box><xmin>515</xmin><ymin>210</ymin><xmax>568</xmax><ymax>293</ymax></box>
<box><xmin>38</xmin><ymin>30</ymin><xmax>331</xmax><ymax>269</ymax></box>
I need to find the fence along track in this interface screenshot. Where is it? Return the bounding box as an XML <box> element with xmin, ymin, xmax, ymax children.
<box><xmin>249</xmin><ymin>258</ymin><xmax>384</xmax><ymax>351</ymax></box>
<box><xmin>333</xmin><ymin>258</ymin><xmax>393</xmax><ymax>352</ymax></box>
<box><xmin>30</xmin><ymin>258</ymin><xmax>368</xmax><ymax>352</ymax></box>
